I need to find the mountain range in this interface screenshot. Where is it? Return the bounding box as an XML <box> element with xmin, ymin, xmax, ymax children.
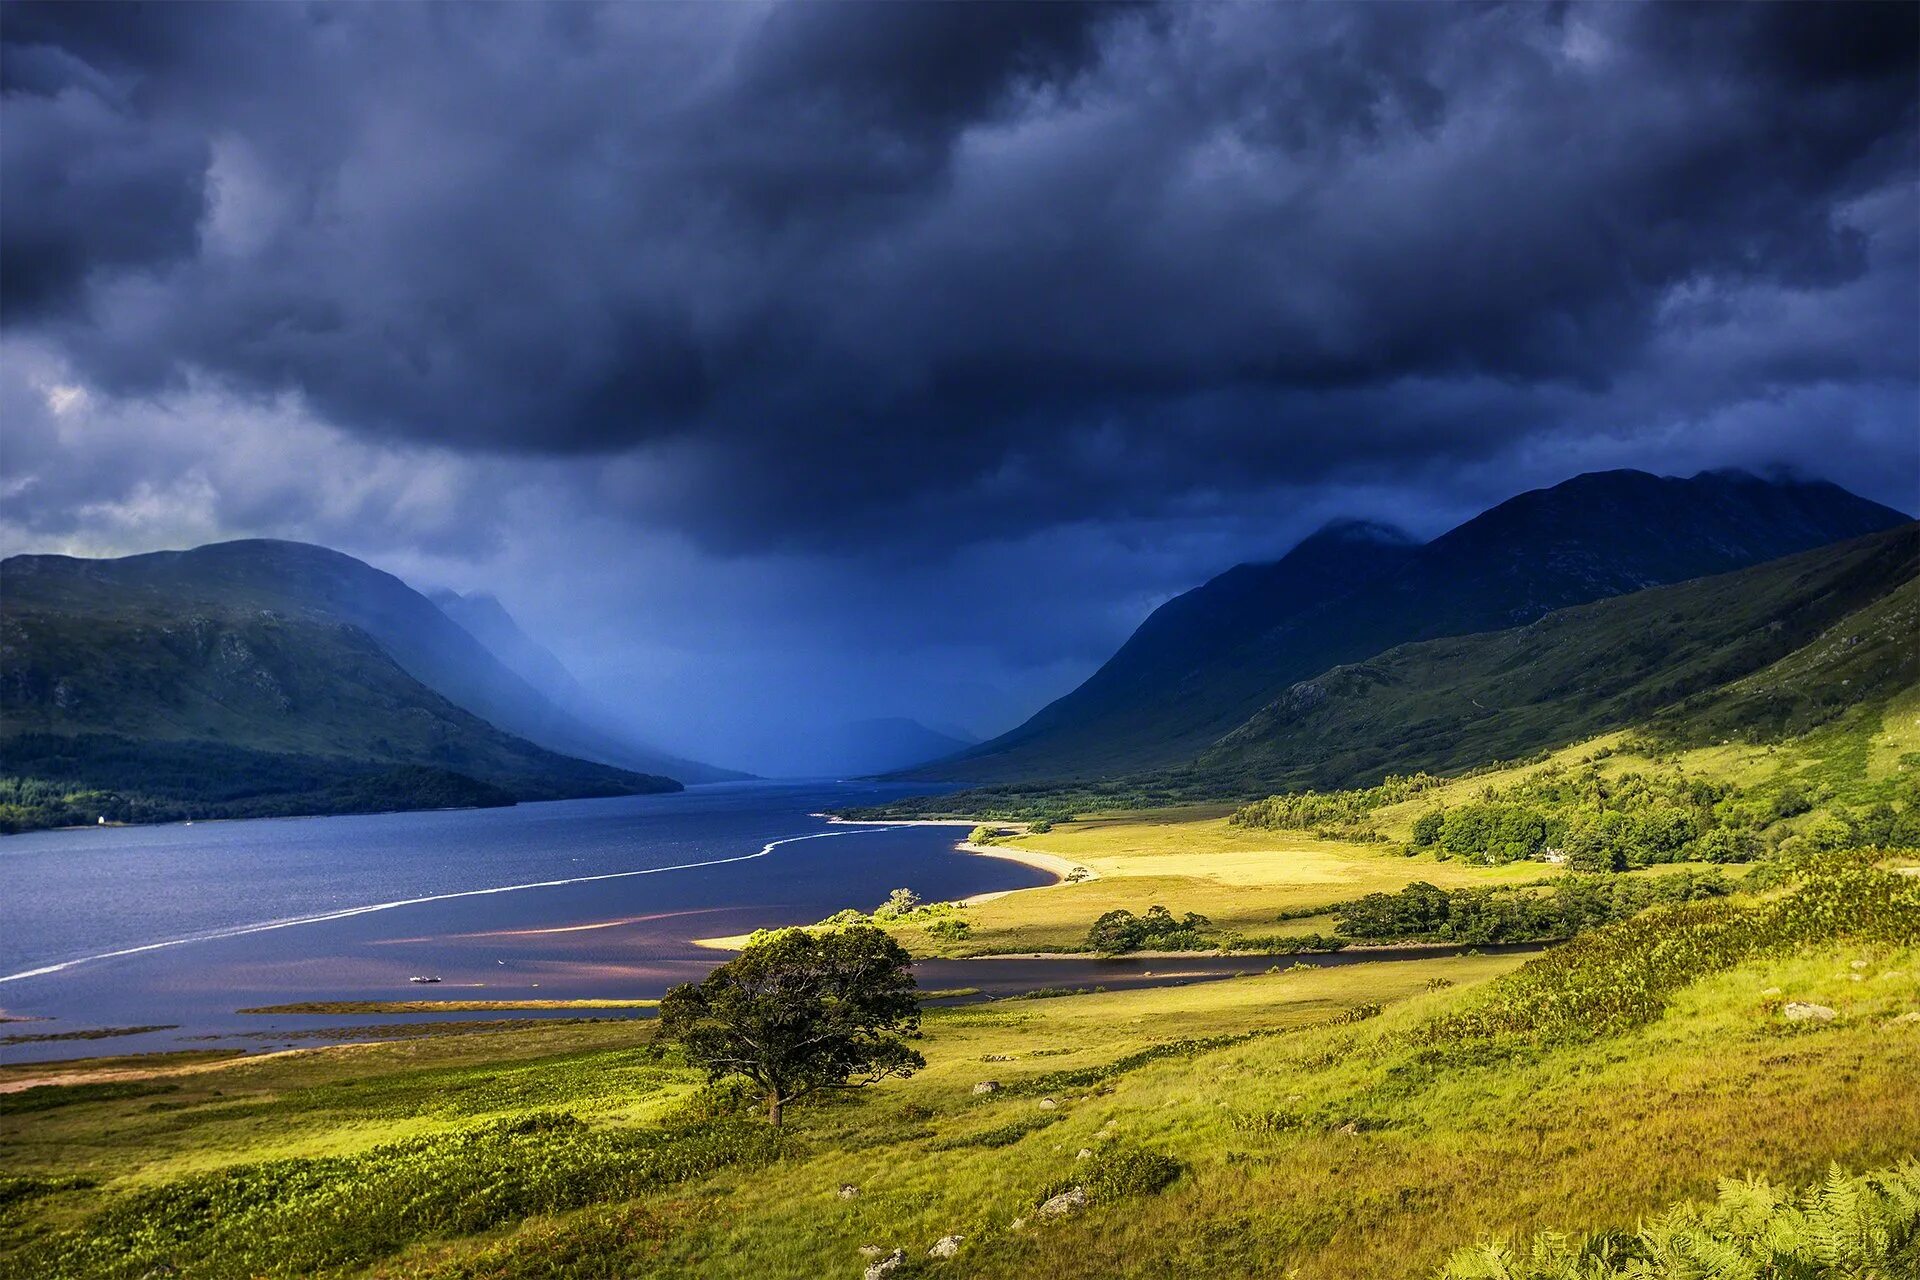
<box><xmin>5</xmin><ymin>468</ymin><xmax>1911</xmax><ymax>831</ymax></box>
<box><xmin>0</xmin><ymin>540</ymin><xmax>730</xmax><ymax>829</ymax></box>
<box><xmin>914</xmin><ymin>469</ymin><xmax>1911</xmax><ymax>785</ymax></box>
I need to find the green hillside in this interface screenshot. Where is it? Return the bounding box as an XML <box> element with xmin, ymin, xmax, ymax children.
<box><xmin>923</xmin><ymin>470</ymin><xmax>1911</xmax><ymax>783</ymax></box>
<box><xmin>857</xmin><ymin>522</ymin><xmax>1919</xmax><ymax>822</ymax></box>
<box><xmin>0</xmin><ymin>539</ymin><xmax>712</xmax><ymax>784</ymax></box>
<box><xmin>0</xmin><ymin>562</ymin><xmax>679</xmax><ymax>832</ymax></box>
<box><xmin>1199</xmin><ymin>523</ymin><xmax>1919</xmax><ymax>791</ymax></box>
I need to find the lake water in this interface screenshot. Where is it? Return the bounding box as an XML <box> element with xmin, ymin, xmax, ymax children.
<box><xmin>0</xmin><ymin>781</ymin><xmax>1062</xmax><ymax>1063</ymax></box>
<box><xmin>1</xmin><ymin>781</ymin><xmax>1526</xmax><ymax>1066</ymax></box>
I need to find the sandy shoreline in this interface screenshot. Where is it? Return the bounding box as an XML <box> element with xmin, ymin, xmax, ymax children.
<box><xmin>689</xmin><ymin>817</ymin><xmax>1095</xmax><ymax>950</ymax></box>
<box><xmin>812</xmin><ymin>813</ymin><xmax>1096</xmax><ymax>888</ymax></box>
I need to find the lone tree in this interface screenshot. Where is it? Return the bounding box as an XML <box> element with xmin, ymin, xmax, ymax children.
<box><xmin>658</xmin><ymin>925</ymin><xmax>924</xmax><ymax>1125</ymax></box>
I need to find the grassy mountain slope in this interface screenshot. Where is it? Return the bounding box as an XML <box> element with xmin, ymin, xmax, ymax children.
<box><xmin>931</xmin><ymin>520</ymin><xmax>1420</xmax><ymax>775</ymax></box>
<box><xmin>0</xmin><ymin>539</ymin><xmax>688</xmax><ymax>785</ymax></box>
<box><xmin>1198</xmin><ymin>522</ymin><xmax>1920</xmax><ymax>791</ymax></box>
<box><xmin>856</xmin><ymin>522</ymin><xmax>1920</xmax><ymax>821</ymax></box>
<box><xmin>0</xmin><ymin>553</ymin><xmax>679</xmax><ymax>829</ymax></box>
<box><xmin>924</xmin><ymin>470</ymin><xmax>1910</xmax><ymax>783</ymax></box>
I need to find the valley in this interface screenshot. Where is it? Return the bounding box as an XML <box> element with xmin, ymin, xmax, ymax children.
<box><xmin>4</xmin><ymin>473</ymin><xmax>1916</xmax><ymax>1278</ymax></box>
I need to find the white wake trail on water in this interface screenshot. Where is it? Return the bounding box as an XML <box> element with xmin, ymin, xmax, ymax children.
<box><xmin>0</xmin><ymin>825</ymin><xmax>891</xmax><ymax>984</ymax></box>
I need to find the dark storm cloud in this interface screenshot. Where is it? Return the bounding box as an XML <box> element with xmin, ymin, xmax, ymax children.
<box><xmin>0</xmin><ymin>31</ymin><xmax>208</xmax><ymax>316</ymax></box>
<box><xmin>3</xmin><ymin>0</ymin><xmax>1915</xmax><ymax>552</ymax></box>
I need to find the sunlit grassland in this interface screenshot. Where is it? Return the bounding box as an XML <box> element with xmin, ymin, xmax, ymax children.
<box><xmin>388</xmin><ymin>943</ymin><xmax>1920</xmax><ymax>1280</ymax></box>
<box><xmin>6</xmin><ymin>933</ymin><xmax>1913</xmax><ymax>1279</ymax></box>
<box><xmin>0</xmin><ymin>1022</ymin><xmax>668</xmax><ymax>1190</ymax></box>
<box><xmin>887</xmin><ymin>815</ymin><xmax>1549</xmax><ymax>956</ymax></box>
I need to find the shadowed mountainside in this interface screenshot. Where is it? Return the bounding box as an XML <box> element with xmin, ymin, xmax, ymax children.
<box><xmin>919</xmin><ymin>469</ymin><xmax>1911</xmax><ymax>783</ymax></box>
<box><xmin>429</xmin><ymin>588</ymin><xmax>749</xmax><ymax>784</ymax></box>
<box><xmin>0</xmin><ymin>542</ymin><xmax>680</xmax><ymax>829</ymax></box>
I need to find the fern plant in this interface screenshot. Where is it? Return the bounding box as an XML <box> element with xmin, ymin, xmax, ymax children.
<box><xmin>1438</xmin><ymin>1160</ymin><xmax>1920</xmax><ymax>1279</ymax></box>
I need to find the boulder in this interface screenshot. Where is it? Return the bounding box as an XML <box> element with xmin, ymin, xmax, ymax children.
<box><xmin>1075</xmin><ymin>1147</ymin><xmax>1093</xmax><ymax>1160</ymax></box>
<box><xmin>1336</xmin><ymin>1121</ymin><xmax>1360</xmax><ymax>1136</ymax></box>
<box><xmin>864</xmin><ymin>1249</ymin><xmax>905</xmax><ymax>1280</ymax></box>
<box><xmin>1783</xmin><ymin>1002</ymin><xmax>1838</xmax><ymax>1023</ymax></box>
<box><xmin>857</xmin><ymin>1245</ymin><xmax>888</xmax><ymax>1258</ymax></box>
<box><xmin>1038</xmin><ymin>1097</ymin><xmax>1058</xmax><ymax>1110</ymax></box>
<box><xmin>1887</xmin><ymin>1010</ymin><xmax>1920</xmax><ymax>1026</ymax></box>
<box><xmin>1037</xmin><ymin>1186</ymin><xmax>1088</xmax><ymax>1219</ymax></box>
<box><xmin>838</xmin><ymin>1183</ymin><xmax>861</xmax><ymax>1199</ymax></box>
<box><xmin>928</xmin><ymin>1235</ymin><xmax>964</xmax><ymax>1259</ymax></box>
<box><xmin>973</xmin><ymin>1080</ymin><xmax>1002</xmax><ymax>1095</ymax></box>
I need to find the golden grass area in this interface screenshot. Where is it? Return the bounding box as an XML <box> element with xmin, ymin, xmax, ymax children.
<box><xmin>884</xmin><ymin>811</ymin><xmax>1550</xmax><ymax>956</ymax></box>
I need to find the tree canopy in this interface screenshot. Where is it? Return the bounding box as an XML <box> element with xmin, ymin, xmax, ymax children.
<box><xmin>657</xmin><ymin>925</ymin><xmax>924</xmax><ymax>1125</ymax></box>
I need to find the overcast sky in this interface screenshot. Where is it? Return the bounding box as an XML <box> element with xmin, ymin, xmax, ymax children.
<box><xmin>3</xmin><ymin>1</ymin><xmax>1916</xmax><ymax>773</ymax></box>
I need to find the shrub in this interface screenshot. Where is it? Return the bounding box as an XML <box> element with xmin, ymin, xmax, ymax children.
<box><xmin>1420</xmin><ymin>849</ymin><xmax>1920</xmax><ymax>1045</ymax></box>
<box><xmin>1438</xmin><ymin>1160</ymin><xmax>1920</xmax><ymax>1279</ymax></box>
<box><xmin>1081</xmin><ymin>1142</ymin><xmax>1182</xmax><ymax>1201</ymax></box>
<box><xmin>1038</xmin><ymin>1141</ymin><xmax>1182</xmax><ymax>1206</ymax></box>
<box><xmin>1086</xmin><ymin>905</ymin><xmax>1213</xmax><ymax>954</ymax></box>
<box><xmin>873</xmin><ymin>887</ymin><xmax>923</xmax><ymax>919</ymax></box>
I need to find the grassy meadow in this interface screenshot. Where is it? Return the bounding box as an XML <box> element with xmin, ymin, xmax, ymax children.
<box><xmin>885</xmin><ymin>812</ymin><xmax>1550</xmax><ymax>956</ymax></box>
<box><xmin>4</xmin><ymin>928</ymin><xmax>1913</xmax><ymax>1278</ymax></box>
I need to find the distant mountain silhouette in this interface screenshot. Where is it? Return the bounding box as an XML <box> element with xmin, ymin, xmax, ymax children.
<box><xmin>798</xmin><ymin>718</ymin><xmax>977</xmax><ymax>777</ymax></box>
<box><xmin>429</xmin><ymin>588</ymin><xmax>749</xmax><ymax>783</ymax></box>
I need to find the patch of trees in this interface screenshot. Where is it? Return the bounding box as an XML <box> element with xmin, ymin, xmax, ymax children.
<box><xmin>1334</xmin><ymin>871</ymin><xmax>1734</xmax><ymax>945</ymax></box>
<box><xmin>1086</xmin><ymin>905</ymin><xmax>1214</xmax><ymax>954</ymax></box>
<box><xmin>1406</xmin><ymin>765</ymin><xmax>1754</xmax><ymax>870</ymax></box>
<box><xmin>658</xmin><ymin>925</ymin><xmax>923</xmax><ymax>1126</ymax></box>
<box><xmin>1229</xmin><ymin>773</ymin><xmax>1441</xmax><ymax>833</ymax></box>
<box><xmin>1790</xmin><ymin>792</ymin><xmax>1920</xmax><ymax>855</ymax></box>
<box><xmin>811</xmin><ymin>888</ymin><xmax>972</xmax><ymax>940</ymax></box>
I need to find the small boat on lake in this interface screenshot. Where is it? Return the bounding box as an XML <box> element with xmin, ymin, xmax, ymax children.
<box><xmin>408</xmin><ymin>975</ymin><xmax>442</xmax><ymax>984</ymax></box>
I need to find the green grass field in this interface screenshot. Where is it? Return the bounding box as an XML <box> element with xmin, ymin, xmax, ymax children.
<box><xmin>4</xmin><ymin>931</ymin><xmax>1913</xmax><ymax>1278</ymax></box>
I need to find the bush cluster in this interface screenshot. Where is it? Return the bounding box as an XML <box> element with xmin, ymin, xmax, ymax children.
<box><xmin>1086</xmin><ymin>905</ymin><xmax>1213</xmax><ymax>954</ymax></box>
<box><xmin>1405</xmin><ymin>764</ymin><xmax>1756</xmax><ymax>870</ymax></box>
<box><xmin>1038</xmin><ymin>1141</ymin><xmax>1183</xmax><ymax>1206</ymax></box>
<box><xmin>801</xmin><ymin>888</ymin><xmax>973</xmax><ymax>940</ymax></box>
<box><xmin>1420</xmin><ymin>849</ymin><xmax>1920</xmax><ymax>1044</ymax></box>
<box><xmin>1229</xmin><ymin>773</ymin><xmax>1440</xmax><ymax>834</ymax></box>
<box><xmin>1334</xmin><ymin>871</ymin><xmax>1733</xmax><ymax>945</ymax></box>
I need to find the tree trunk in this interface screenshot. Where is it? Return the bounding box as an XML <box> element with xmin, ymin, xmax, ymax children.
<box><xmin>767</xmin><ymin>1090</ymin><xmax>783</xmax><ymax>1126</ymax></box>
